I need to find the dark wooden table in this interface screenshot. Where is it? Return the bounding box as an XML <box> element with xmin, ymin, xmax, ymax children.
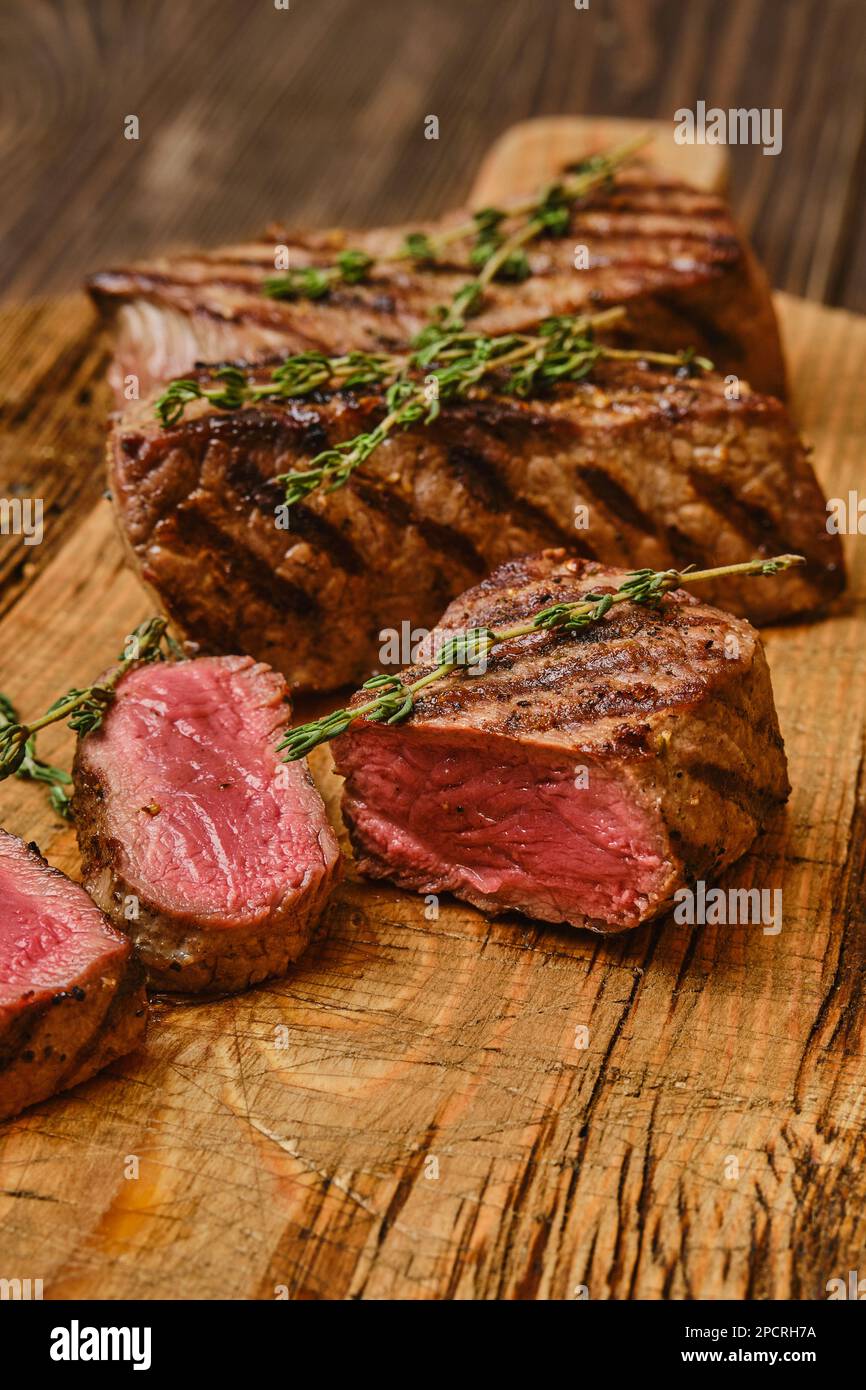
<box><xmin>2</xmin><ymin>0</ymin><xmax>865</xmax><ymax>309</ymax></box>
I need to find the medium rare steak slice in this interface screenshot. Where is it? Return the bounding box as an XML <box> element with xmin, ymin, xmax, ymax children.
<box><xmin>0</xmin><ymin>831</ymin><xmax>146</xmax><ymax>1122</ymax></box>
<box><xmin>89</xmin><ymin>166</ymin><xmax>786</xmax><ymax>398</ymax></box>
<box><xmin>110</xmin><ymin>358</ymin><xmax>842</xmax><ymax>693</ymax></box>
<box><xmin>332</xmin><ymin>552</ymin><xmax>790</xmax><ymax>933</ymax></box>
<box><xmin>73</xmin><ymin>656</ymin><xmax>341</xmax><ymax>993</ymax></box>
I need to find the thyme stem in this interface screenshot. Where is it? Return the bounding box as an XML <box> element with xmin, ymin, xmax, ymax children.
<box><xmin>0</xmin><ymin>694</ymin><xmax>73</xmax><ymax>819</ymax></box>
<box><xmin>279</xmin><ymin>555</ymin><xmax>806</xmax><ymax>761</ymax></box>
<box><xmin>0</xmin><ymin>618</ymin><xmax>175</xmax><ymax>790</ymax></box>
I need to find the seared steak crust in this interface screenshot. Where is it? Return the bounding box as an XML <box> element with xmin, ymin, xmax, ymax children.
<box><xmin>0</xmin><ymin>831</ymin><xmax>147</xmax><ymax>1122</ymax></box>
<box><xmin>111</xmin><ymin>359</ymin><xmax>842</xmax><ymax>693</ymax></box>
<box><xmin>89</xmin><ymin>167</ymin><xmax>786</xmax><ymax>399</ymax></box>
<box><xmin>74</xmin><ymin>846</ymin><xmax>338</xmax><ymax>994</ymax></box>
<box><xmin>333</xmin><ymin>552</ymin><xmax>791</xmax><ymax>932</ymax></box>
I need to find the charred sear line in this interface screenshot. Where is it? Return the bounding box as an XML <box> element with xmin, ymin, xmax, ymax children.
<box><xmin>685</xmin><ymin>469</ymin><xmax>793</xmax><ymax>557</ymax></box>
<box><xmin>349</xmin><ymin>476</ymin><xmax>488</xmax><ymax>578</ymax></box>
<box><xmin>288</xmin><ymin>504</ymin><xmax>366</xmax><ymax>576</ymax></box>
<box><xmin>0</xmin><ymin>1002</ymin><xmax>52</xmax><ymax>1072</ymax></box>
<box><xmin>651</xmin><ymin>291</ymin><xmax>745</xmax><ymax>364</ymax></box>
<box><xmin>663</xmin><ymin>525</ymin><xmax>714</xmax><ymax>574</ymax></box>
<box><xmin>567</xmin><ymin>233</ymin><xmax>739</xmax><ymax>262</ymax></box>
<box><xmin>224</xmin><ymin>452</ymin><xmax>285</xmax><ymax>515</ymax></box>
<box><xmin>445</xmin><ymin>443</ymin><xmax>525</xmax><ymax>513</ymax></box>
<box><xmin>412</xmin><ymin>662</ymin><xmax>709</xmax><ymax>726</ymax></box>
<box><xmin>55</xmin><ymin>969</ymin><xmax>135</xmax><ymax>1087</ymax></box>
<box><xmin>590</xmin><ymin>179</ymin><xmax>720</xmax><ymax>200</ymax></box>
<box><xmin>443</xmin><ymin>443</ymin><xmax>590</xmax><ymax>554</ymax></box>
<box><xmin>577</xmin><ymin>466</ymin><xmax>658</xmax><ymax>537</ymax></box>
<box><xmin>445</xmin><ymin>396</ymin><xmax>561</xmax><ymax>437</ymax></box>
<box><xmin>451</xmin><ymin>586</ymin><xmax>687</xmax><ymax>640</ymax></box>
<box><xmin>217</xmin><ymin>431</ymin><xmax>364</xmax><ymax>576</ymax></box>
<box><xmin>166</xmin><ymin>507</ymin><xmax>319</xmax><ymax>618</ymax></box>
<box><xmin>116</xmin><ymin>280</ymin><xmax>331</xmax><ymax>347</ymax></box>
<box><xmin>176</xmin><ymin>406</ymin><xmax>308</xmax><ymax>452</ymax></box>
<box><xmin>685</xmin><ymin>761</ymin><xmax>787</xmax><ymax>817</ymax></box>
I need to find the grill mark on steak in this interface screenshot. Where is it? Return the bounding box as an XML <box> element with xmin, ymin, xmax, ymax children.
<box><xmin>410</xmin><ymin>661</ymin><xmax>710</xmax><ymax>728</ymax></box>
<box><xmin>684</xmin><ymin>468</ymin><xmax>810</xmax><ymax>567</ymax></box>
<box><xmin>443</xmin><ymin>442</ymin><xmax>590</xmax><ymax>554</ymax></box>
<box><xmin>141</xmin><ymin>408</ymin><xmax>306</xmax><ymax>519</ymax></box>
<box><xmin>203</xmin><ymin>394</ymin><xmax>496</xmax><ymax>582</ymax></box>
<box><xmin>390</xmin><ymin>557</ymin><xmax>790</xmax><ymax>738</ymax></box>
<box><xmin>445</xmin><ymin>443</ymin><xmax>525</xmax><ymax>512</ymax></box>
<box><xmin>165</xmin><ymin>506</ymin><xmax>320</xmax><ymax>619</ymax></box>
<box><xmin>0</xmin><ymin>995</ymin><xmax>70</xmax><ymax>1074</ymax></box>
<box><xmin>212</xmin><ymin>398</ymin><xmax>340</xmax><ymax>465</ymax></box>
<box><xmin>584</xmin><ymin>177</ymin><xmax>723</xmax><ymax>199</ymax></box>
<box><xmin>348</xmin><ymin>475</ymin><xmax>489</xmax><ymax>578</ymax></box>
<box><xmin>446</xmin><ymin>394</ymin><xmax>566</xmax><ymax>438</ymax></box>
<box><xmin>565</xmin><ymin>228</ymin><xmax>741</xmax><ymax>249</ymax></box>
<box><xmin>220</xmin><ymin>445</ymin><xmax>366</xmax><ymax>577</ymax></box>
<box><xmin>662</xmin><ymin>525</ymin><xmax>715</xmax><ymax>573</ymax></box>
<box><xmin>287</xmin><ymin>504</ymin><xmax>366</xmax><ymax>576</ymax></box>
<box><xmin>119</xmin><ymin>225</ymin><xmax>741</xmax><ymax>292</ymax></box>
<box><xmin>650</xmin><ymin>290</ymin><xmax>745</xmax><ymax>364</ymax></box>
<box><xmin>101</xmin><ymin>276</ymin><xmax>337</xmax><ymax>349</ymax></box>
<box><xmin>52</xmin><ymin>953</ymin><xmax>147</xmax><ymax>1089</ymax></box>
<box><xmin>685</xmin><ymin>760</ymin><xmax>784</xmax><ymax>819</ymax></box>
<box><xmin>223</xmin><ymin>452</ymin><xmax>285</xmax><ymax>514</ymax></box>
<box><xmin>575</xmin><ymin>465</ymin><xmax>658</xmax><ymax>538</ymax></box>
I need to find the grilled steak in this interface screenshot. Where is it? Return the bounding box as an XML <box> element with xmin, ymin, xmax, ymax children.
<box><xmin>332</xmin><ymin>552</ymin><xmax>790</xmax><ymax>933</ymax></box>
<box><xmin>0</xmin><ymin>830</ymin><xmax>146</xmax><ymax>1122</ymax></box>
<box><xmin>110</xmin><ymin>359</ymin><xmax>842</xmax><ymax>693</ymax></box>
<box><xmin>73</xmin><ymin>655</ymin><xmax>341</xmax><ymax>993</ymax></box>
<box><xmin>89</xmin><ymin>165</ymin><xmax>786</xmax><ymax>399</ymax></box>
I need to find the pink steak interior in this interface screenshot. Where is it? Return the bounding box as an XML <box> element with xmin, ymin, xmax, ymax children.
<box><xmin>83</xmin><ymin>657</ymin><xmax>332</xmax><ymax>924</ymax></box>
<box><xmin>336</xmin><ymin>726</ymin><xmax>670</xmax><ymax>929</ymax></box>
<box><xmin>0</xmin><ymin>834</ymin><xmax>127</xmax><ymax>1013</ymax></box>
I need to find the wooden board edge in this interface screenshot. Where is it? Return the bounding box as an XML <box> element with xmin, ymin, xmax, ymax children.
<box><xmin>470</xmin><ymin>115</ymin><xmax>730</xmax><ymax>204</ymax></box>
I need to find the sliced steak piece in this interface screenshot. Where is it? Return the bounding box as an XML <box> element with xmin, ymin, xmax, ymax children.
<box><xmin>88</xmin><ymin>165</ymin><xmax>786</xmax><ymax>399</ymax></box>
<box><xmin>110</xmin><ymin>358</ymin><xmax>843</xmax><ymax>693</ymax></box>
<box><xmin>73</xmin><ymin>655</ymin><xmax>341</xmax><ymax>993</ymax></box>
<box><xmin>0</xmin><ymin>831</ymin><xmax>146</xmax><ymax>1122</ymax></box>
<box><xmin>332</xmin><ymin>551</ymin><xmax>790</xmax><ymax>933</ymax></box>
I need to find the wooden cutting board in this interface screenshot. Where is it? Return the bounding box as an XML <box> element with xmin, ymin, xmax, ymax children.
<box><xmin>1</xmin><ymin>118</ymin><xmax>864</xmax><ymax>1302</ymax></box>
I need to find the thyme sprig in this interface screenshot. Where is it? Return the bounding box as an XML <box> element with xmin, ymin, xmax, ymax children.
<box><xmin>155</xmin><ymin>308</ymin><xmax>714</xmax><ymax>504</ymax></box>
<box><xmin>156</xmin><ymin>352</ymin><xmax>395</xmax><ymax>427</ymax></box>
<box><xmin>262</xmin><ymin>133</ymin><xmax>651</xmax><ymax>307</ymax></box>
<box><xmin>0</xmin><ymin>694</ymin><xmax>73</xmax><ymax>818</ymax></box>
<box><xmin>279</xmin><ymin>555</ymin><xmax>806</xmax><ymax>761</ymax></box>
<box><xmin>0</xmin><ymin>619</ymin><xmax>175</xmax><ymax>800</ymax></box>
<box><xmin>263</xmin><ymin>249</ymin><xmax>375</xmax><ymax>301</ymax></box>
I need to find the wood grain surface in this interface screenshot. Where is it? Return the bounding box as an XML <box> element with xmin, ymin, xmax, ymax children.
<box><xmin>1</xmin><ymin>116</ymin><xmax>865</xmax><ymax>1301</ymax></box>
